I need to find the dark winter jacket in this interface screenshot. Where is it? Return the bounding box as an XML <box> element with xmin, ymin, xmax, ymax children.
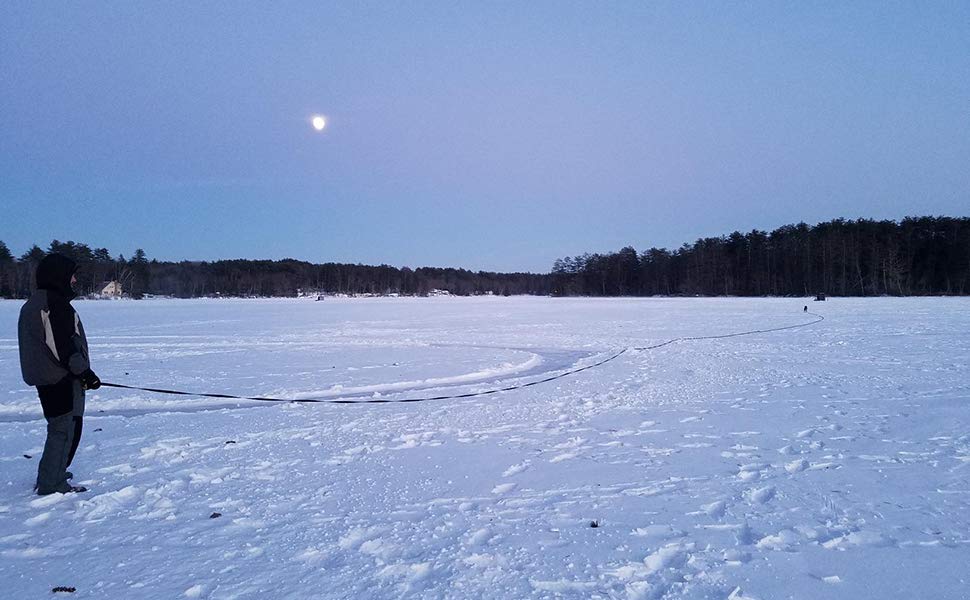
<box><xmin>18</xmin><ymin>254</ymin><xmax>90</xmax><ymax>388</ymax></box>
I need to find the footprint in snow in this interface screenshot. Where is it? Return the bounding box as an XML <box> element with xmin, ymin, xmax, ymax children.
<box><xmin>723</xmin><ymin>549</ymin><xmax>751</xmax><ymax>564</ymax></box>
<box><xmin>808</xmin><ymin>573</ymin><xmax>844</xmax><ymax>584</ymax></box>
<box><xmin>4</xmin><ymin>547</ymin><xmax>53</xmax><ymax>558</ymax></box>
<box><xmin>29</xmin><ymin>494</ymin><xmax>71</xmax><ymax>509</ymax></box>
<box><xmin>737</xmin><ymin>463</ymin><xmax>770</xmax><ymax>482</ymax></box>
<box><xmin>502</xmin><ymin>461</ymin><xmax>530</xmax><ymax>477</ymax></box>
<box><xmin>552</xmin><ymin>436</ymin><xmax>587</xmax><ymax>449</ymax></box>
<box><xmin>549</xmin><ymin>451</ymin><xmax>579</xmax><ymax>463</ymax></box>
<box><xmin>821</xmin><ymin>530</ymin><xmax>894</xmax><ymax>549</ymax></box>
<box><xmin>755</xmin><ymin>528</ymin><xmax>800</xmax><ymax>551</ymax></box>
<box><xmin>642</xmin><ymin>542</ymin><xmax>691</xmax><ymax>573</ymax></box>
<box><xmin>630</xmin><ymin>524</ymin><xmax>685</xmax><ymax>540</ymax></box>
<box><xmin>25</xmin><ymin>512</ymin><xmax>52</xmax><ymax>527</ymax></box>
<box><xmin>466</xmin><ymin>528</ymin><xmax>493</xmax><ymax>546</ymax></box>
<box><xmin>746</xmin><ymin>486</ymin><xmax>776</xmax><ymax>504</ymax></box>
<box><xmin>491</xmin><ymin>483</ymin><xmax>516</xmax><ymax>495</ymax></box>
<box><xmin>699</xmin><ymin>500</ymin><xmax>727</xmax><ymax>518</ymax></box>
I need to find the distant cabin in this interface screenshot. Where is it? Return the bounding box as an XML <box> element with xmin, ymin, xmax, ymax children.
<box><xmin>100</xmin><ymin>281</ymin><xmax>123</xmax><ymax>298</ymax></box>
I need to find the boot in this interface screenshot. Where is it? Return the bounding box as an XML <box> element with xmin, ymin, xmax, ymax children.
<box><xmin>37</xmin><ymin>483</ymin><xmax>87</xmax><ymax>496</ymax></box>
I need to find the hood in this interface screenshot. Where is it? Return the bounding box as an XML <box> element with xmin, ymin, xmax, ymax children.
<box><xmin>36</xmin><ymin>253</ymin><xmax>77</xmax><ymax>298</ymax></box>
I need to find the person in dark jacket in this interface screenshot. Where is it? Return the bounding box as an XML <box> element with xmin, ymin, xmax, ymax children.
<box><xmin>18</xmin><ymin>253</ymin><xmax>101</xmax><ymax>495</ymax></box>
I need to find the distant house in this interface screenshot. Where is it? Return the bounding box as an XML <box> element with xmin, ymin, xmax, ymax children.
<box><xmin>100</xmin><ymin>281</ymin><xmax>123</xmax><ymax>298</ymax></box>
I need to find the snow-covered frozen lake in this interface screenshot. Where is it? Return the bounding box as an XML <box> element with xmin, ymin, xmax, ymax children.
<box><xmin>1</xmin><ymin>296</ymin><xmax>968</xmax><ymax>599</ymax></box>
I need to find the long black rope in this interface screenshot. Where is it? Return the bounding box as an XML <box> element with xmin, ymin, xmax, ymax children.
<box><xmin>634</xmin><ymin>311</ymin><xmax>824</xmax><ymax>350</ymax></box>
<box><xmin>99</xmin><ymin>312</ymin><xmax>823</xmax><ymax>406</ymax></box>
<box><xmin>100</xmin><ymin>348</ymin><xmax>629</xmax><ymax>405</ymax></box>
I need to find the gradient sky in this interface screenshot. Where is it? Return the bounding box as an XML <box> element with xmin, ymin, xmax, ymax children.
<box><xmin>2</xmin><ymin>2</ymin><xmax>968</xmax><ymax>272</ymax></box>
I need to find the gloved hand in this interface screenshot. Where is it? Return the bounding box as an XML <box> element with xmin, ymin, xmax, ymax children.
<box><xmin>80</xmin><ymin>369</ymin><xmax>101</xmax><ymax>390</ymax></box>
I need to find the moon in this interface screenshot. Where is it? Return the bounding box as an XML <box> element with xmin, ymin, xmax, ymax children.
<box><xmin>311</xmin><ymin>115</ymin><xmax>326</xmax><ymax>131</ymax></box>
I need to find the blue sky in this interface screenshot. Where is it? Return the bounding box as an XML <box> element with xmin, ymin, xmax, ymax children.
<box><xmin>2</xmin><ymin>2</ymin><xmax>968</xmax><ymax>272</ymax></box>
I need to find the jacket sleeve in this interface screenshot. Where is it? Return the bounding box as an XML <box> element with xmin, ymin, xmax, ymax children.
<box><xmin>47</xmin><ymin>303</ymin><xmax>89</xmax><ymax>375</ymax></box>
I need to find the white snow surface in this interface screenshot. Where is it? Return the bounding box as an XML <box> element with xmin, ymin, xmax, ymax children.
<box><xmin>1</xmin><ymin>296</ymin><xmax>968</xmax><ymax>599</ymax></box>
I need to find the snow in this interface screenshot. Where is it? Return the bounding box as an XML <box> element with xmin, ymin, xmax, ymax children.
<box><xmin>1</xmin><ymin>296</ymin><xmax>969</xmax><ymax>598</ymax></box>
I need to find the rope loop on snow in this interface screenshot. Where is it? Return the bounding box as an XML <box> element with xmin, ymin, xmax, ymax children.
<box><xmin>100</xmin><ymin>348</ymin><xmax>630</xmax><ymax>405</ymax></box>
<box><xmin>100</xmin><ymin>312</ymin><xmax>823</xmax><ymax>406</ymax></box>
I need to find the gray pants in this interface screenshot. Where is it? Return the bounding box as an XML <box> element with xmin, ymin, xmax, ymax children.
<box><xmin>36</xmin><ymin>380</ymin><xmax>85</xmax><ymax>494</ymax></box>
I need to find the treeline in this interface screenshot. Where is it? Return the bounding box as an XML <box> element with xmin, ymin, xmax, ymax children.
<box><xmin>2</xmin><ymin>216</ymin><xmax>967</xmax><ymax>299</ymax></box>
<box><xmin>0</xmin><ymin>240</ymin><xmax>551</xmax><ymax>298</ymax></box>
<box><xmin>552</xmin><ymin>217</ymin><xmax>970</xmax><ymax>296</ymax></box>
<box><xmin>147</xmin><ymin>261</ymin><xmax>551</xmax><ymax>297</ymax></box>
<box><xmin>0</xmin><ymin>241</ymin><xmax>151</xmax><ymax>299</ymax></box>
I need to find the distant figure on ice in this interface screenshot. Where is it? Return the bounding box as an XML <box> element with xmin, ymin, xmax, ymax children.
<box><xmin>804</xmin><ymin>306</ymin><xmax>808</xmax><ymax>312</ymax></box>
<box><xmin>18</xmin><ymin>254</ymin><xmax>101</xmax><ymax>495</ymax></box>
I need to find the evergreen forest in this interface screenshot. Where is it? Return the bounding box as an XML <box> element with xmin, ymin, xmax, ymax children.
<box><xmin>1</xmin><ymin>217</ymin><xmax>967</xmax><ymax>299</ymax></box>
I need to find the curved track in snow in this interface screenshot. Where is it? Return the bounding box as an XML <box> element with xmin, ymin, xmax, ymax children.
<box><xmin>0</xmin><ymin>312</ymin><xmax>823</xmax><ymax>419</ymax></box>
<box><xmin>0</xmin><ymin>345</ymin><xmax>600</xmax><ymax>420</ymax></box>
